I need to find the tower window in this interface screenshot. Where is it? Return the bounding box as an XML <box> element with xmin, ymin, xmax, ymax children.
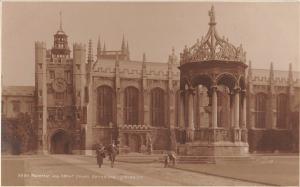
<box><xmin>12</xmin><ymin>100</ymin><xmax>21</xmax><ymax>113</ymax></box>
<box><xmin>57</xmin><ymin>108</ymin><xmax>63</xmax><ymax>120</ymax></box>
<box><xmin>64</xmin><ymin>70</ymin><xmax>71</xmax><ymax>82</ymax></box>
<box><xmin>26</xmin><ymin>102</ymin><xmax>33</xmax><ymax>113</ymax></box>
<box><xmin>50</xmin><ymin>71</ymin><xmax>55</xmax><ymax>79</ymax></box>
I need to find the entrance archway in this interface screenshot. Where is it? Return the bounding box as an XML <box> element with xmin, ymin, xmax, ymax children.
<box><xmin>129</xmin><ymin>134</ymin><xmax>141</xmax><ymax>152</ymax></box>
<box><xmin>50</xmin><ymin>130</ymin><xmax>71</xmax><ymax>154</ymax></box>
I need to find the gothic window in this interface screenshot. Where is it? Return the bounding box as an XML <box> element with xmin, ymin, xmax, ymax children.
<box><xmin>50</xmin><ymin>71</ymin><xmax>55</xmax><ymax>79</ymax></box>
<box><xmin>48</xmin><ymin>110</ymin><xmax>55</xmax><ymax>121</ymax></box>
<box><xmin>64</xmin><ymin>70</ymin><xmax>71</xmax><ymax>82</ymax></box>
<box><xmin>276</xmin><ymin>94</ymin><xmax>288</xmax><ymax>129</ymax></box>
<box><xmin>150</xmin><ymin>88</ymin><xmax>165</xmax><ymax>127</ymax></box>
<box><xmin>12</xmin><ymin>100</ymin><xmax>21</xmax><ymax>113</ymax></box>
<box><xmin>217</xmin><ymin>88</ymin><xmax>230</xmax><ymax>128</ymax></box>
<box><xmin>97</xmin><ymin>86</ymin><xmax>113</xmax><ymax>126</ymax></box>
<box><xmin>26</xmin><ymin>102</ymin><xmax>33</xmax><ymax>114</ymax></box>
<box><xmin>57</xmin><ymin>108</ymin><xmax>63</xmax><ymax>120</ymax></box>
<box><xmin>255</xmin><ymin>93</ymin><xmax>267</xmax><ymax>128</ymax></box>
<box><xmin>124</xmin><ymin>86</ymin><xmax>139</xmax><ymax>125</ymax></box>
<box><xmin>2</xmin><ymin>100</ymin><xmax>4</xmax><ymax>115</ymax></box>
<box><xmin>175</xmin><ymin>90</ymin><xmax>180</xmax><ymax>127</ymax></box>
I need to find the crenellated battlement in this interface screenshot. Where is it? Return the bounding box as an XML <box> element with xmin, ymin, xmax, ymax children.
<box><xmin>73</xmin><ymin>43</ymin><xmax>86</xmax><ymax>50</ymax></box>
<box><xmin>35</xmin><ymin>41</ymin><xmax>46</xmax><ymax>49</ymax></box>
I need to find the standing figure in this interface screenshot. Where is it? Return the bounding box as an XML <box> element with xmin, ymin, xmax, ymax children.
<box><xmin>164</xmin><ymin>151</ymin><xmax>176</xmax><ymax>168</ymax></box>
<box><xmin>105</xmin><ymin>142</ymin><xmax>118</xmax><ymax>168</ymax></box>
<box><xmin>96</xmin><ymin>144</ymin><xmax>106</xmax><ymax>168</ymax></box>
<box><xmin>146</xmin><ymin>134</ymin><xmax>153</xmax><ymax>155</ymax></box>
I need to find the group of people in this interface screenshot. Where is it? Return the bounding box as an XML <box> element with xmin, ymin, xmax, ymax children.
<box><xmin>96</xmin><ymin>141</ymin><xmax>177</xmax><ymax>168</ymax></box>
<box><xmin>164</xmin><ymin>151</ymin><xmax>177</xmax><ymax>168</ymax></box>
<box><xmin>95</xmin><ymin>142</ymin><xmax>119</xmax><ymax>168</ymax></box>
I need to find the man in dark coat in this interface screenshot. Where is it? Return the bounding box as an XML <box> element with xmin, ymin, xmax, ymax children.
<box><xmin>96</xmin><ymin>144</ymin><xmax>106</xmax><ymax>168</ymax></box>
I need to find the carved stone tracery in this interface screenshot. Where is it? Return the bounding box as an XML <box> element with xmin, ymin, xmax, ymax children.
<box><xmin>181</xmin><ymin>6</ymin><xmax>246</xmax><ymax>64</ymax></box>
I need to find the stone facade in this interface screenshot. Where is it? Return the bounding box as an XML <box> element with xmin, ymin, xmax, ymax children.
<box><xmin>2</xmin><ymin>86</ymin><xmax>35</xmax><ymax>119</ymax></box>
<box><xmin>2</xmin><ymin>7</ymin><xmax>299</xmax><ymax>155</ymax></box>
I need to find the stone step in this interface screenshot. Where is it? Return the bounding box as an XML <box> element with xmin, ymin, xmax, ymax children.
<box><xmin>158</xmin><ymin>156</ymin><xmax>216</xmax><ymax>164</ymax></box>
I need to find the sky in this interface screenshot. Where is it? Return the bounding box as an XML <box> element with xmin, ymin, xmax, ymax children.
<box><xmin>2</xmin><ymin>2</ymin><xmax>299</xmax><ymax>86</ymax></box>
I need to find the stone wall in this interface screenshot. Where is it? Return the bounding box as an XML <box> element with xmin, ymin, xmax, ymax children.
<box><xmin>248</xmin><ymin>129</ymin><xmax>295</xmax><ymax>153</ymax></box>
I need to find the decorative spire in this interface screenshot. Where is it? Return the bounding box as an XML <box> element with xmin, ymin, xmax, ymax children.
<box><xmin>121</xmin><ymin>34</ymin><xmax>126</xmax><ymax>52</ymax></box>
<box><xmin>59</xmin><ymin>11</ymin><xmax>63</xmax><ymax>31</ymax></box>
<box><xmin>288</xmin><ymin>63</ymin><xmax>293</xmax><ymax>85</ymax></box>
<box><xmin>247</xmin><ymin>60</ymin><xmax>252</xmax><ymax>82</ymax></box>
<box><xmin>208</xmin><ymin>5</ymin><xmax>216</xmax><ymax>26</ymax></box>
<box><xmin>172</xmin><ymin>47</ymin><xmax>175</xmax><ymax>56</ymax></box>
<box><xmin>126</xmin><ymin>41</ymin><xmax>129</xmax><ymax>54</ymax></box>
<box><xmin>181</xmin><ymin>6</ymin><xmax>246</xmax><ymax>63</ymax></box>
<box><xmin>248</xmin><ymin>60</ymin><xmax>253</xmax><ymax>93</ymax></box>
<box><xmin>142</xmin><ymin>53</ymin><xmax>146</xmax><ymax>62</ymax></box>
<box><xmin>248</xmin><ymin>60</ymin><xmax>252</xmax><ymax>77</ymax></box>
<box><xmin>270</xmin><ymin>62</ymin><xmax>274</xmax><ymax>76</ymax></box>
<box><xmin>88</xmin><ymin>39</ymin><xmax>93</xmax><ymax>63</ymax></box>
<box><xmin>97</xmin><ymin>36</ymin><xmax>101</xmax><ymax>58</ymax></box>
<box><xmin>142</xmin><ymin>53</ymin><xmax>147</xmax><ymax>76</ymax></box>
<box><xmin>269</xmin><ymin>62</ymin><xmax>274</xmax><ymax>87</ymax></box>
<box><xmin>169</xmin><ymin>47</ymin><xmax>176</xmax><ymax>64</ymax></box>
<box><xmin>103</xmin><ymin>43</ymin><xmax>106</xmax><ymax>54</ymax></box>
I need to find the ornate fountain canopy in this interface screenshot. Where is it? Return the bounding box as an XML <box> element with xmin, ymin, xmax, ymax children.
<box><xmin>181</xmin><ymin>6</ymin><xmax>246</xmax><ymax>64</ymax></box>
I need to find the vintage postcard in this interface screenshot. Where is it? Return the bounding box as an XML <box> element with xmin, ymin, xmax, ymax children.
<box><xmin>1</xmin><ymin>1</ymin><xmax>299</xmax><ymax>186</ymax></box>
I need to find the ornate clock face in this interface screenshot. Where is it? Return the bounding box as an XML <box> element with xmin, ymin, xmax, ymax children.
<box><xmin>52</xmin><ymin>78</ymin><xmax>67</xmax><ymax>93</ymax></box>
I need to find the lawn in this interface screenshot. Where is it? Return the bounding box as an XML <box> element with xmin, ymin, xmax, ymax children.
<box><xmin>175</xmin><ymin>156</ymin><xmax>299</xmax><ymax>186</ymax></box>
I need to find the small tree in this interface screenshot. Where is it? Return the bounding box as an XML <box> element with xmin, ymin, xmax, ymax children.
<box><xmin>2</xmin><ymin>112</ymin><xmax>37</xmax><ymax>154</ymax></box>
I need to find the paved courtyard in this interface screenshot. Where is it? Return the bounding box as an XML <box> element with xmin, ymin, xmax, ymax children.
<box><xmin>1</xmin><ymin>154</ymin><xmax>298</xmax><ymax>186</ymax></box>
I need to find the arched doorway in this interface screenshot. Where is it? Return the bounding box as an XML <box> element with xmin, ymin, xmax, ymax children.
<box><xmin>129</xmin><ymin>134</ymin><xmax>141</xmax><ymax>152</ymax></box>
<box><xmin>51</xmin><ymin>130</ymin><xmax>71</xmax><ymax>154</ymax></box>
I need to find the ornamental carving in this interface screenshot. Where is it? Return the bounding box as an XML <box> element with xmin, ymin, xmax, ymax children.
<box><xmin>180</xmin><ymin>6</ymin><xmax>246</xmax><ymax>64</ymax></box>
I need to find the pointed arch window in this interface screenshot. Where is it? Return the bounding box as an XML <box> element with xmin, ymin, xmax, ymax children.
<box><xmin>217</xmin><ymin>86</ymin><xmax>230</xmax><ymax>128</ymax></box>
<box><xmin>97</xmin><ymin>86</ymin><xmax>113</xmax><ymax>126</ymax></box>
<box><xmin>151</xmin><ymin>88</ymin><xmax>165</xmax><ymax>127</ymax></box>
<box><xmin>175</xmin><ymin>90</ymin><xmax>180</xmax><ymax>127</ymax></box>
<box><xmin>57</xmin><ymin>108</ymin><xmax>64</xmax><ymax>120</ymax></box>
<box><xmin>124</xmin><ymin>87</ymin><xmax>139</xmax><ymax>125</ymax></box>
<box><xmin>255</xmin><ymin>93</ymin><xmax>267</xmax><ymax>128</ymax></box>
<box><xmin>276</xmin><ymin>94</ymin><xmax>288</xmax><ymax>129</ymax></box>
